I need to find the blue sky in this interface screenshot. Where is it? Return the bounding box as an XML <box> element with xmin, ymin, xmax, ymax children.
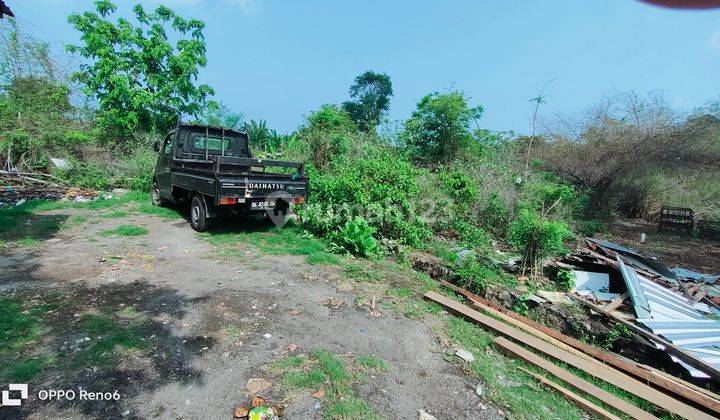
<box><xmin>10</xmin><ymin>0</ymin><xmax>720</xmax><ymax>134</ymax></box>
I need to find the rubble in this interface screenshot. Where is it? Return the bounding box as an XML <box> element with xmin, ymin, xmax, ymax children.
<box><xmin>454</xmin><ymin>348</ymin><xmax>475</xmax><ymax>363</ymax></box>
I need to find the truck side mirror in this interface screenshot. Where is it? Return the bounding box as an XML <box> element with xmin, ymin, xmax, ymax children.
<box><xmin>153</xmin><ymin>141</ymin><xmax>160</xmax><ymax>152</ymax></box>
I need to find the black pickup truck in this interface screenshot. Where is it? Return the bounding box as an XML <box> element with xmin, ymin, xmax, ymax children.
<box><xmin>151</xmin><ymin>123</ymin><xmax>308</xmax><ymax>232</ymax></box>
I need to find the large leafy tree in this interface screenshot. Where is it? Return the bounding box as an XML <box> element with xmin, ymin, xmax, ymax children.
<box><xmin>342</xmin><ymin>71</ymin><xmax>393</xmax><ymax>132</ymax></box>
<box><xmin>402</xmin><ymin>91</ymin><xmax>483</xmax><ymax>164</ymax></box>
<box><xmin>67</xmin><ymin>1</ymin><xmax>214</xmax><ymax>138</ymax></box>
<box><xmin>298</xmin><ymin>104</ymin><xmax>356</xmax><ymax>170</ymax></box>
<box><xmin>193</xmin><ymin>100</ymin><xmax>244</xmax><ymax>130</ymax></box>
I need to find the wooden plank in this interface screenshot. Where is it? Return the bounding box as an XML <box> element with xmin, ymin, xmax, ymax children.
<box><xmin>570</xmin><ymin>294</ymin><xmax>720</xmax><ymax>382</ymax></box>
<box><xmin>425</xmin><ymin>291</ymin><xmax>714</xmax><ymax>420</ymax></box>
<box><xmin>494</xmin><ymin>337</ymin><xmax>655</xmax><ymax>420</ymax></box>
<box><xmin>439</xmin><ymin>281</ymin><xmax>720</xmax><ymax>415</ymax></box>
<box><xmin>518</xmin><ymin>367</ymin><xmax>622</xmax><ymax>420</ymax></box>
<box><xmin>441</xmin><ymin>281</ymin><xmax>596</xmax><ymax>362</ymax></box>
<box><xmin>603</xmin><ymin>292</ymin><xmax>629</xmax><ymax>312</ymax></box>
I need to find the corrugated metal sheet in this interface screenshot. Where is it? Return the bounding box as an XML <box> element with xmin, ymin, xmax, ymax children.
<box><xmin>617</xmin><ymin>257</ymin><xmax>651</xmax><ymax>318</ymax></box>
<box><xmin>618</xmin><ymin>260</ymin><xmax>720</xmax><ymax>378</ymax></box>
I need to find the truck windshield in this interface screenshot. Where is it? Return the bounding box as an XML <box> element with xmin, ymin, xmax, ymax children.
<box><xmin>194</xmin><ymin>136</ymin><xmax>232</xmax><ymax>152</ymax></box>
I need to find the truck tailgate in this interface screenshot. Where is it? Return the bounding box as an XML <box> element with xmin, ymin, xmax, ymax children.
<box><xmin>218</xmin><ymin>175</ymin><xmax>307</xmax><ymax>199</ymax></box>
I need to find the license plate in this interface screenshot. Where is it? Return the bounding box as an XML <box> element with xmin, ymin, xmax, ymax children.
<box><xmin>251</xmin><ymin>200</ymin><xmax>275</xmax><ymax>209</ymax></box>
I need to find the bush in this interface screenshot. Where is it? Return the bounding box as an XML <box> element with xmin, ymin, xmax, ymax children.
<box><xmin>296</xmin><ymin>105</ymin><xmax>356</xmax><ymax>171</ymax></box>
<box><xmin>328</xmin><ymin>217</ymin><xmax>381</xmax><ymax>257</ymax></box>
<box><xmin>479</xmin><ymin>193</ymin><xmax>511</xmax><ymax>237</ymax></box>
<box><xmin>56</xmin><ymin>144</ymin><xmax>157</xmax><ymax>191</ymax></box>
<box><xmin>310</xmin><ymin>149</ymin><xmax>418</xmax><ymax>207</ymax></box>
<box><xmin>456</xmin><ymin>258</ymin><xmax>514</xmax><ymax>294</ymax></box>
<box><xmin>508</xmin><ymin>209</ymin><xmax>572</xmax><ymax>276</ymax></box>
<box><xmin>439</xmin><ymin>169</ymin><xmax>479</xmax><ymax>207</ymax></box>
<box><xmin>301</xmin><ymin>149</ymin><xmax>431</xmax><ymax>251</ymax></box>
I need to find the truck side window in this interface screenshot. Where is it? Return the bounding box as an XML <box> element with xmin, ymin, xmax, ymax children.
<box><xmin>162</xmin><ymin>136</ymin><xmax>172</xmax><ymax>156</ymax></box>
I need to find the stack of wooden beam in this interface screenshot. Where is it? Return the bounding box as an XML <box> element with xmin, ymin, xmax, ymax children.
<box><xmin>426</xmin><ymin>282</ymin><xmax>720</xmax><ymax>419</ymax></box>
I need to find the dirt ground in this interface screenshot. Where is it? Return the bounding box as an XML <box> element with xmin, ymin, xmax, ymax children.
<box><xmin>0</xmin><ymin>208</ymin><xmax>496</xmax><ymax>419</ymax></box>
<box><xmin>599</xmin><ymin>219</ymin><xmax>720</xmax><ymax>274</ymax></box>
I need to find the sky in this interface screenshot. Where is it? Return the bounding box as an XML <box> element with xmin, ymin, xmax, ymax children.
<box><xmin>8</xmin><ymin>0</ymin><xmax>720</xmax><ymax>134</ymax></box>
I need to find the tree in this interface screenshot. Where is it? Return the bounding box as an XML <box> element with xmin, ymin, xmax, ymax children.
<box><xmin>66</xmin><ymin>1</ymin><xmax>214</xmax><ymax>139</ymax></box>
<box><xmin>538</xmin><ymin>91</ymin><xmax>720</xmax><ymax>216</ymax></box>
<box><xmin>342</xmin><ymin>71</ymin><xmax>393</xmax><ymax>132</ymax></box>
<box><xmin>245</xmin><ymin>119</ymin><xmax>270</xmax><ymax>151</ymax></box>
<box><xmin>193</xmin><ymin>100</ymin><xmax>244</xmax><ymax>129</ymax></box>
<box><xmin>402</xmin><ymin>91</ymin><xmax>483</xmax><ymax>164</ymax></box>
<box><xmin>298</xmin><ymin>104</ymin><xmax>356</xmax><ymax>170</ymax></box>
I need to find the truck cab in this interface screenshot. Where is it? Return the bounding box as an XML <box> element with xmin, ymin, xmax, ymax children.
<box><xmin>152</xmin><ymin>123</ymin><xmax>308</xmax><ymax>232</ymax></box>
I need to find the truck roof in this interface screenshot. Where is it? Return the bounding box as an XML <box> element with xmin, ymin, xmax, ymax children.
<box><xmin>175</xmin><ymin>123</ymin><xmax>247</xmax><ymax>137</ymax></box>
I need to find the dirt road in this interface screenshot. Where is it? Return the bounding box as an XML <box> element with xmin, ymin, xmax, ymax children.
<box><xmin>1</xmin><ymin>205</ymin><xmax>492</xmax><ymax>419</ymax></box>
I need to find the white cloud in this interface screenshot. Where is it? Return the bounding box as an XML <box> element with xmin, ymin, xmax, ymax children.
<box><xmin>225</xmin><ymin>0</ymin><xmax>262</xmax><ymax>13</ymax></box>
<box><xmin>707</xmin><ymin>29</ymin><xmax>720</xmax><ymax>53</ymax></box>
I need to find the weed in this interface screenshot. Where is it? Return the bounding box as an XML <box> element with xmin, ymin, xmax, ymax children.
<box><xmin>100</xmin><ymin>210</ymin><xmax>129</xmax><ymax>219</ymax></box>
<box><xmin>135</xmin><ymin>202</ymin><xmax>182</xmax><ymax>219</ymax></box>
<box><xmin>281</xmin><ymin>369</ymin><xmax>326</xmax><ymax>390</ymax></box>
<box><xmin>72</xmin><ymin>322</ymin><xmax>147</xmax><ymax>368</ymax></box>
<box><xmin>272</xmin><ymin>349</ymin><xmax>378</xmax><ymax>419</ymax></box>
<box><xmin>445</xmin><ymin>317</ymin><xmax>583</xmax><ymax>419</ymax></box>
<box><xmin>555</xmin><ymin>269</ymin><xmax>576</xmax><ymax>292</ymax></box>
<box><xmin>100</xmin><ymin>224</ymin><xmax>149</xmax><ymax>237</ymax></box>
<box><xmin>222</xmin><ymin>324</ymin><xmax>242</xmax><ymax>341</ymax></box>
<box><xmin>354</xmin><ymin>355</ymin><xmax>388</xmax><ymax>371</ymax></box>
<box><xmin>272</xmin><ymin>356</ymin><xmax>306</xmax><ymax>370</ymax></box>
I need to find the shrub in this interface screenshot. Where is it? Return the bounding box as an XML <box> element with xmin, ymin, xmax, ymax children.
<box><xmin>439</xmin><ymin>169</ymin><xmax>479</xmax><ymax>207</ymax></box>
<box><xmin>310</xmin><ymin>149</ymin><xmax>418</xmax><ymax>207</ymax></box>
<box><xmin>508</xmin><ymin>209</ymin><xmax>572</xmax><ymax>277</ymax></box>
<box><xmin>479</xmin><ymin>193</ymin><xmax>511</xmax><ymax>237</ymax></box>
<box><xmin>296</xmin><ymin>105</ymin><xmax>356</xmax><ymax>171</ymax></box>
<box><xmin>456</xmin><ymin>258</ymin><xmax>514</xmax><ymax>293</ymax></box>
<box><xmin>301</xmin><ymin>149</ymin><xmax>431</xmax><ymax>250</ymax></box>
<box><xmin>328</xmin><ymin>217</ymin><xmax>380</xmax><ymax>257</ymax></box>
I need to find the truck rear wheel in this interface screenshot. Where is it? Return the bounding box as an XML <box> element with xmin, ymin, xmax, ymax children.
<box><xmin>190</xmin><ymin>195</ymin><xmax>210</xmax><ymax>232</ymax></box>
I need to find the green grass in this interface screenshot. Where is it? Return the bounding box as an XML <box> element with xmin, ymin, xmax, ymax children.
<box><xmin>135</xmin><ymin>202</ymin><xmax>183</xmax><ymax>219</ymax></box>
<box><xmin>200</xmin><ymin>220</ymin><xmax>343</xmax><ymax>266</ymax></box>
<box><xmin>272</xmin><ymin>355</ymin><xmax>306</xmax><ymax>369</ymax></box>
<box><xmin>99</xmin><ymin>224</ymin><xmax>149</xmax><ymax>237</ymax></box>
<box><xmin>343</xmin><ymin>264</ymin><xmax>384</xmax><ymax>283</ymax></box>
<box><xmin>0</xmin><ymin>297</ymin><xmax>49</xmax><ymax>382</ymax></box>
<box><xmin>99</xmin><ymin>210</ymin><xmax>129</xmax><ymax>219</ymax></box>
<box><xmin>281</xmin><ymin>369</ymin><xmax>327</xmax><ymax>389</ymax></box>
<box><xmin>273</xmin><ymin>349</ymin><xmax>378</xmax><ymax>419</ymax></box>
<box><xmin>0</xmin><ymin>191</ymin><xmax>151</xmax><ymax>246</ymax></box>
<box><xmin>354</xmin><ymin>355</ymin><xmax>388</xmax><ymax>371</ymax></box>
<box><xmin>32</xmin><ymin>191</ymin><xmax>150</xmax><ymax>211</ymax></box>
<box><xmin>78</xmin><ymin>313</ymin><xmax>116</xmax><ymax>334</ymax></box>
<box><xmin>444</xmin><ymin>317</ymin><xmax>584</xmax><ymax>419</ymax></box>
<box><xmin>72</xmin><ymin>321</ymin><xmax>147</xmax><ymax>368</ymax></box>
<box><xmin>6</xmin><ymin>357</ymin><xmax>49</xmax><ymax>382</ymax></box>
<box><xmin>0</xmin><ymin>289</ymin><xmax>153</xmax><ymax>384</ymax></box>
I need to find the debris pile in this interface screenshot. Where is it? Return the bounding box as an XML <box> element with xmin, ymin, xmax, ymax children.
<box><xmin>561</xmin><ymin>238</ymin><xmax>720</xmax><ymax>379</ymax></box>
<box><xmin>426</xmin><ymin>236</ymin><xmax>720</xmax><ymax>419</ymax></box>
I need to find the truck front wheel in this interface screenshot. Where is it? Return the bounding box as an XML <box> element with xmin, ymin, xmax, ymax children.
<box><xmin>190</xmin><ymin>195</ymin><xmax>211</xmax><ymax>232</ymax></box>
<box><xmin>151</xmin><ymin>180</ymin><xmax>170</xmax><ymax>207</ymax></box>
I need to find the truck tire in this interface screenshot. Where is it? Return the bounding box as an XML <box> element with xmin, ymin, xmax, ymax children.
<box><xmin>190</xmin><ymin>195</ymin><xmax>210</xmax><ymax>232</ymax></box>
<box><xmin>151</xmin><ymin>180</ymin><xmax>170</xmax><ymax>207</ymax></box>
